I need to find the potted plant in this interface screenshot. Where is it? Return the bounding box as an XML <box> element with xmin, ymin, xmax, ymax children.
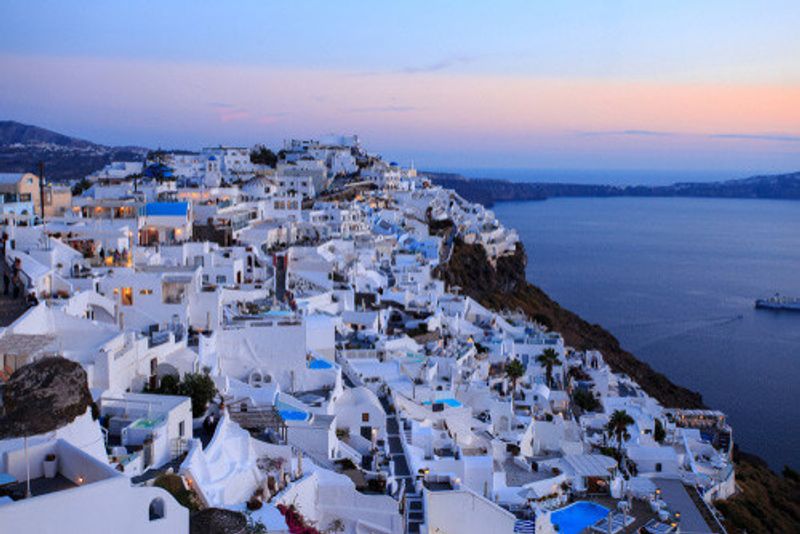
<box><xmin>43</xmin><ymin>453</ymin><xmax>58</xmax><ymax>479</ymax></box>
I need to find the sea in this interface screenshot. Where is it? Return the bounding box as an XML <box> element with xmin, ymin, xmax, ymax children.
<box><xmin>487</xmin><ymin>193</ymin><xmax>800</xmax><ymax>472</ymax></box>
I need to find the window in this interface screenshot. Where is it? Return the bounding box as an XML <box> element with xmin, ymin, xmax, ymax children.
<box><xmin>655</xmin><ymin>463</ymin><xmax>662</xmax><ymax>472</ymax></box>
<box><xmin>149</xmin><ymin>498</ymin><xmax>165</xmax><ymax>521</ymax></box>
<box><xmin>139</xmin><ymin>289</ymin><xmax>153</xmax><ymax>295</ymax></box>
<box><xmin>162</xmin><ymin>282</ymin><xmax>187</xmax><ymax>304</ymax></box>
<box><xmin>216</xmin><ymin>275</ymin><xmax>226</xmax><ymax>284</ymax></box>
<box><xmin>362</xmin><ymin>412</ymin><xmax>370</xmax><ymax>423</ymax></box>
<box><xmin>121</xmin><ymin>287</ymin><xmax>133</xmax><ymax>306</ymax></box>
<box><xmin>178</xmin><ymin>421</ymin><xmax>185</xmax><ymax>438</ymax></box>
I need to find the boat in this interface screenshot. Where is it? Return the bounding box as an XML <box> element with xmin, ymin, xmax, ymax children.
<box><xmin>754</xmin><ymin>294</ymin><xmax>800</xmax><ymax>312</ymax></box>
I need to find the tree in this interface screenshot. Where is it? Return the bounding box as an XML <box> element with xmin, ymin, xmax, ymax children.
<box><xmin>250</xmin><ymin>146</ymin><xmax>278</xmax><ymax>167</ymax></box>
<box><xmin>71</xmin><ymin>178</ymin><xmax>92</xmax><ymax>196</ymax></box>
<box><xmin>605</xmin><ymin>410</ymin><xmax>634</xmax><ymax>456</ymax></box>
<box><xmin>179</xmin><ymin>373</ymin><xmax>218</xmax><ymax>418</ymax></box>
<box><xmin>654</xmin><ymin>418</ymin><xmax>666</xmax><ymax>443</ymax></box>
<box><xmin>535</xmin><ymin>348</ymin><xmax>562</xmax><ymax>389</ymax></box>
<box><xmin>157</xmin><ymin>374</ymin><xmax>180</xmax><ymax>395</ymax></box>
<box><xmin>505</xmin><ymin>359</ymin><xmax>525</xmax><ymax>397</ymax></box>
<box><xmin>572</xmin><ymin>388</ymin><xmax>600</xmax><ymax>412</ymax></box>
<box><xmin>145</xmin><ymin>372</ymin><xmax>217</xmax><ymax>418</ymax></box>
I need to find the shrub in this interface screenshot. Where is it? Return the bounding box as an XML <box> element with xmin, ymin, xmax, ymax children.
<box><xmin>572</xmin><ymin>388</ymin><xmax>601</xmax><ymax>412</ymax></box>
<box><xmin>654</xmin><ymin>418</ymin><xmax>666</xmax><ymax>443</ymax></box>
<box><xmin>153</xmin><ymin>473</ymin><xmax>200</xmax><ymax>511</ymax></box>
<box><xmin>179</xmin><ymin>373</ymin><xmax>217</xmax><ymax>418</ymax></box>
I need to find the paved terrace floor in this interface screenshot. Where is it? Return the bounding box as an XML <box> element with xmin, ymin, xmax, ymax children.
<box><xmin>3</xmin><ymin>475</ymin><xmax>77</xmax><ymax>500</ymax></box>
<box><xmin>654</xmin><ymin>478</ymin><xmax>716</xmax><ymax>534</ymax></box>
<box><xmin>381</xmin><ymin>394</ymin><xmax>423</xmax><ymax>534</ymax></box>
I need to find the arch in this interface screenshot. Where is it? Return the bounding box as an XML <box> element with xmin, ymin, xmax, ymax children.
<box><xmin>156</xmin><ymin>362</ymin><xmax>180</xmax><ymax>380</ymax></box>
<box><xmin>149</xmin><ymin>497</ymin><xmax>165</xmax><ymax>521</ymax></box>
<box><xmin>248</xmin><ymin>370</ymin><xmax>264</xmax><ymax>387</ymax></box>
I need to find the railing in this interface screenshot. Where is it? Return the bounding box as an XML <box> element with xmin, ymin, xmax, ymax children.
<box><xmin>337</xmin><ymin>440</ymin><xmax>363</xmax><ymax>465</ymax></box>
<box><xmin>693</xmin><ymin>485</ymin><xmax>729</xmax><ymax>534</ymax></box>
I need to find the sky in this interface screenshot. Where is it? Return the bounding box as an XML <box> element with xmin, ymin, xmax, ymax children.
<box><xmin>1</xmin><ymin>0</ymin><xmax>799</xmax><ymax>177</ymax></box>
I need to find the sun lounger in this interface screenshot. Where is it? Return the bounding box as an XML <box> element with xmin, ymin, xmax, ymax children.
<box><xmin>642</xmin><ymin>518</ymin><xmax>675</xmax><ymax>534</ymax></box>
<box><xmin>591</xmin><ymin>512</ymin><xmax>636</xmax><ymax>534</ymax></box>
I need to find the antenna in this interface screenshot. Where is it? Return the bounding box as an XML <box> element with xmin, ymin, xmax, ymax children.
<box><xmin>37</xmin><ymin>161</ymin><xmax>45</xmax><ymax>219</ymax></box>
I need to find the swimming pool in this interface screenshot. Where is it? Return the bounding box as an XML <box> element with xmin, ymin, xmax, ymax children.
<box><xmin>550</xmin><ymin>501</ymin><xmax>609</xmax><ymax>534</ymax></box>
<box><xmin>276</xmin><ymin>400</ymin><xmax>310</xmax><ymax>422</ymax></box>
<box><xmin>279</xmin><ymin>409</ymin><xmax>309</xmax><ymax>422</ymax></box>
<box><xmin>308</xmin><ymin>358</ymin><xmax>333</xmax><ymax>370</ymax></box>
<box><xmin>423</xmin><ymin>398</ymin><xmax>462</xmax><ymax>408</ymax></box>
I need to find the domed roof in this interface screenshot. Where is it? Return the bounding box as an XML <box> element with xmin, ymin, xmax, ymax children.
<box><xmin>339</xmin><ymin>386</ymin><xmax>384</xmax><ymax>412</ymax></box>
<box><xmin>531</xmin><ymin>383</ymin><xmax>551</xmax><ymax>400</ymax></box>
<box><xmin>208</xmin><ymin>155</ymin><xmax>217</xmax><ymax>161</ymax></box>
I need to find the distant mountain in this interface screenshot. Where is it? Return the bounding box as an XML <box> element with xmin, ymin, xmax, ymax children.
<box><xmin>0</xmin><ymin>120</ymin><xmax>149</xmax><ymax>182</ymax></box>
<box><xmin>427</xmin><ymin>170</ymin><xmax>800</xmax><ymax>206</ymax></box>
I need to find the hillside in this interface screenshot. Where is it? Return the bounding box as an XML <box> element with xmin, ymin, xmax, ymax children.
<box><xmin>428</xmin><ymin>170</ymin><xmax>800</xmax><ymax>207</ymax></box>
<box><xmin>0</xmin><ymin>120</ymin><xmax>148</xmax><ymax>182</ymax></box>
<box><xmin>434</xmin><ymin>238</ymin><xmax>800</xmax><ymax>533</ymax></box>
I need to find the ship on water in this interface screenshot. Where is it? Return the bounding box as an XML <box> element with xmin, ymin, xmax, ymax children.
<box><xmin>755</xmin><ymin>293</ymin><xmax>800</xmax><ymax>312</ymax></box>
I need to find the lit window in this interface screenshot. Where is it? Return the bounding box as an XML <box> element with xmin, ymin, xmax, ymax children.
<box><xmin>121</xmin><ymin>287</ymin><xmax>133</xmax><ymax>306</ymax></box>
<box><xmin>362</xmin><ymin>413</ymin><xmax>369</xmax><ymax>422</ymax></box>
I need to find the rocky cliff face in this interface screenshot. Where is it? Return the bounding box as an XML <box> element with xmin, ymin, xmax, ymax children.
<box><xmin>0</xmin><ymin>356</ymin><xmax>93</xmax><ymax>439</ymax></box>
<box><xmin>436</xmin><ymin>238</ymin><xmax>705</xmax><ymax>408</ymax></box>
<box><xmin>436</xmin><ymin>238</ymin><xmax>800</xmax><ymax>532</ymax></box>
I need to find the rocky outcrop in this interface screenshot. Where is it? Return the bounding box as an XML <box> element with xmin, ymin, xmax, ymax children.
<box><xmin>0</xmin><ymin>356</ymin><xmax>93</xmax><ymax>439</ymax></box>
<box><xmin>190</xmin><ymin>508</ymin><xmax>247</xmax><ymax>534</ymax></box>
<box><xmin>436</xmin><ymin>239</ymin><xmax>705</xmax><ymax>408</ymax></box>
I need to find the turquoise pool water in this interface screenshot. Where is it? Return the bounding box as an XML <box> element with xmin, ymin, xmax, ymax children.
<box><xmin>550</xmin><ymin>501</ymin><xmax>609</xmax><ymax>534</ymax></box>
<box><xmin>308</xmin><ymin>358</ymin><xmax>333</xmax><ymax>370</ymax></box>
<box><xmin>423</xmin><ymin>398</ymin><xmax>462</xmax><ymax>408</ymax></box>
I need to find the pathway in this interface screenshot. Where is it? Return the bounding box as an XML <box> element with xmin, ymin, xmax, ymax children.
<box><xmin>381</xmin><ymin>394</ymin><xmax>424</xmax><ymax>534</ymax></box>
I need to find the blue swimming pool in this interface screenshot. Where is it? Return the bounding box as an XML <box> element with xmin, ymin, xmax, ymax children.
<box><xmin>308</xmin><ymin>358</ymin><xmax>333</xmax><ymax>370</ymax></box>
<box><xmin>550</xmin><ymin>501</ymin><xmax>609</xmax><ymax>534</ymax></box>
<box><xmin>279</xmin><ymin>409</ymin><xmax>309</xmax><ymax>421</ymax></box>
<box><xmin>423</xmin><ymin>398</ymin><xmax>462</xmax><ymax>408</ymax></box>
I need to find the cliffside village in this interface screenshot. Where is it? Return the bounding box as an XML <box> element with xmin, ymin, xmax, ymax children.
<box><xmin>0</xmin><ymin>135</ymin><xmax>735</xmax><ymax>534</ymax></box>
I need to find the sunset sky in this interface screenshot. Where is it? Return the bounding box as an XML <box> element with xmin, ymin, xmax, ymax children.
<box><xmin>1</xmin><ymin>1</ymin><xmax>799</xmax><ymax>177</ymax></box>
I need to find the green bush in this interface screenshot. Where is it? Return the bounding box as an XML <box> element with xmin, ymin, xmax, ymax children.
<box><xmin>145</xmin><ymin>372</ymin><xmax>217</xmax><ymax>418</ymax></box>
<box><xmin>572</xmin><ymin>388</ymin><xmax>600</xmax><ymax>412</ymax></box>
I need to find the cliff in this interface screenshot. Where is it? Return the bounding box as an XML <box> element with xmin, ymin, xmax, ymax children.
<box><xmin>435</xmin><ymin>238</ymin><xmax>800</xmax><ymax>532</ymax></box>
<box><xmin>436</xmin><ymin>239</ymin><xmax>705</xmax><ymax>408</ymax></box>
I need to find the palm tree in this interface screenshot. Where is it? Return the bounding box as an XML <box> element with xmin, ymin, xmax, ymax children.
<box><xmin>505</xmin><ymin>359</ymin><xmax>525</xmax><ymax>398</ymax></box>
<box><xmin>605</xmin><ymin>410</ymin><xmax>635</xmax><ymax>456</ymax></box>
<box><xmin>535</xmin><ymin>348</ymin><xmax>562</xmax><ymax>388</ymax></box>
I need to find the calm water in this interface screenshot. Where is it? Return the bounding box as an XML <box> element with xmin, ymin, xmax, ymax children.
<box><xmin>493</xmin><ymin>197</ymin><xmax>800</xmax><ymax>471</ymax></box>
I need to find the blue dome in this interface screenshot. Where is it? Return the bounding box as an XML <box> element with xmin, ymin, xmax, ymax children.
<box><xmin>208</xmin><ymin>155</ymin><xmax>217</xmax><ymax>161</ymax></box>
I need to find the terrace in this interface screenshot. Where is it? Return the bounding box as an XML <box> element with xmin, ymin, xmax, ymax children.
<box><xmin>0</xmin><ymin>439</ymin><xmax>121</xmax><ymax>503</ymax></box>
